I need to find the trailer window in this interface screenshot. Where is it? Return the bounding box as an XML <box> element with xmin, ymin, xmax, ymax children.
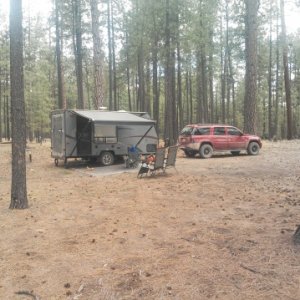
<box><xmin>94</xmin><ymin>124</ymin><xmax>117</xmax><ymax>143</ymax></box>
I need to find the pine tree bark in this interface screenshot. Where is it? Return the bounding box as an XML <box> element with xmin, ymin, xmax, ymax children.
<box><xmin>164</xmin><ymin>0</ymin><xmax>177</xmax><ymax>145</ymax></box>
<box><xmin>9</xmin><ymin>0</ymin><xmax>28</xmax><ymax>209</ymax></box>
<box><xmin>188</xmin><ymin>71</ymin><xmax>193</xmax><ymax>124</ymax></box>
<box><xmin>280</xmin><ymin>0</ymin><xmax>293</xmax><ymax>139</ymax></box>
<box><xmin>244</xmin><ymin>0</ymin><xmax>259</xmax><ymax>134</ymax></box>
<box><xmin>91</xmin><ymin>0</ymin><xmax>105</xmax><ymax>109</ymax></box>
<box><xmin>137</xmin><ymin>45</ymin><xmax>145</xmax><ymax>111</ymax></box>
<box><xmin>73</xmin><ymin>0</ymin><xmax>85</xmax><ymax>109</ymax></box>
<box><xmin>5</xmin><ymin>72</ymin><xmax>10</xmax><ymax>140</ymax></box>
<box><xmin>111</xmin><ymin>4</ymin><xmax>117</xmax><ymax>110</ymax></box>
<box><xmin>0</xmin><ymin>69</ymin><xmax>2</xmax><ymax>143</ymax></box>
<box><xmin>220</xmin><ymin>17</ymin><xmax>226</xmax><ymax>123</ymax></box>
<box><xmin>274</xmin><ymin>7</ymin><xmax>280</xmax><ymax>138</ymax></box>
<box><xmin>208</xmin><ymin>31</ymin><xmax>214</xmax><ymax>123</ymax></box>
<box><xmin>107</xmin><ymin>0</ymin><xmax>113</xmax><ymax>110</ymax></box>
<box><xmin>152</xmin><ymin>31</ymin><xmax>159</xmax><ymax>134</ymax></box>
<box><xmin>268</xmin><ymin>3</ymin><xmax>273</xmax><ymax>139</ymax></box>
<box><xmin>125</xmin><ymin>31</ymin><xmax>132</xmax><ymax>111</ymax></box>
<box><xmin>55</xmin><ymin>0</ymin><xmax>66</xmax><ymax>109</ymax></box>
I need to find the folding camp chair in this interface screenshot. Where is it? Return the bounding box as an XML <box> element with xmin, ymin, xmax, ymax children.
<box><xmin>137</xmin><ymin>163</ymin><xmax>150</xmax><ymax>178</ymax></box>
<box><xmin>137</xmin><ymin>148</ymin><xmax>166</xmax><ymax>177</ymax></box>
<box><xmin>164</xmin><ymin>145</ymin><xmax>178</xmax><ymax>172</ymax></box>
<box><xmin>148</xmin><ymin>148</ymin><xmax>166</xmax><ymax>176</ymax></box>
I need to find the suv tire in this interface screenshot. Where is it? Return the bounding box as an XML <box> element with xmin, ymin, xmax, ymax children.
<box><xmin>199</xmin><ymin>144</ymin><xmax>213</xmax><ymax>159</ymax></box>
<box><xmin>247</xmin><ymin>142</ymin><xmax>260</xmax><ymax>155</ymax></box>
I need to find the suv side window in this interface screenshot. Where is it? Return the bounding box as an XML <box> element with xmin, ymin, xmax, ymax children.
<box><xmin>213</xmin><ymin>127</ymin><xmax>226</xmax><ymax>135</ymax></box>
<box><xmin>193</xmin><ymin>127</ymin><xmax>210</xmax><ymax>135</ymax></box>
<box><xmin>228</xmin><ymin>127</ymin><xmax>242</xmax><ymax>136</ymax></box>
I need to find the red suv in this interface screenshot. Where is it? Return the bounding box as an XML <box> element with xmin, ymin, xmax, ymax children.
<box><xmin>178</xmin><ymin>124</ymin><xmax>262</xmax><ymax>158</ymax></box>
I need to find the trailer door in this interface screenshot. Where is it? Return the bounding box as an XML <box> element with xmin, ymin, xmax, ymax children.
<box><xmin>76</xmin><ymin>116</ymin><xmax>92</xmax><ymax>156</ymax></box>
<box><xmin>51</xmin><ymin>114</ymin><xmax>65</xmax><ymax>158</ymax></box>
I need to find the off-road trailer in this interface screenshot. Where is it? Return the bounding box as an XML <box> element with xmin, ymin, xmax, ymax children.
<box><xmin>51</xmin><ymin>109</ymin><xmax>158</xmax><ymax>167</ymax></box>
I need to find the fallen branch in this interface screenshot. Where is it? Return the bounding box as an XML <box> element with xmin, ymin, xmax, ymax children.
<box><xmin>15</xmin><ymin>290</ymin><xmax>40</xmax><ymax>300</ymax></box>
<box><xmin>240</xmin><ymin>263</ymin><xmax>262</xmax><ymax>275</ymax></box>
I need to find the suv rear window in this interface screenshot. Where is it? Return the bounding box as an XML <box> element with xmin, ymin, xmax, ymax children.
<box><xmin>193</xmin><ymin>127</ymin><xmax>210</xmax><ymax>135</ymax></box>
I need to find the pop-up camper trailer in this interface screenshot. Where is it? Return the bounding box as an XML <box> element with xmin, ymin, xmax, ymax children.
<box><xmin>51</xmin><ymin>109</ymin><xmax>158</xmax><ymax>166</ymax></box>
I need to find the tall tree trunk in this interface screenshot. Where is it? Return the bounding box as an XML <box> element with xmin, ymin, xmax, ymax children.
<box><xmin>225</xmin><ymin>0</ymin><xmax>230</xmax><ymax>123</ymax></box>
<box><xmin>74</xmin><ymin>0</ymin><xmax>85</xmax><ymax>109</ymax></box>
<box><xmin>196</xmin><ymin>53</ymin><xmax>203</xmax><ymax>122</ymax></box>
<box><xmin>189</xmin><ymin>70</ymin><xmax>193</xmax><ymax>123</ymax></box>
<box><xmin>3</xmin><ymin>86</ymin><xmax>7</xmax><ymax>140</ymax></box>
<box><xmin>220</xmin><ymin>16</ymin><xmax>226</xmax><ymax>123</ymax></box>
<box><xmin>152</xmin><ymin>33</ymin><xmax>159</xmax><ymax>135</ymax></box>
<box><xmin>208</xmin><ymin>31</ymin><xmax>214</xmax><ymax>123</ymax></box>
<box><xmin>175</xmin><ymin>0</ymin><xmax>183</xmax><ymax>132</ymax></box>
<box><xmin>55</xmin><ymin>0</ymin><xmax>66</xmax><ymax>109</ymax></box>
<box><xmin>107</xmin><ymin>0</ymin><xmax>113</xmax><ymax>110</ymax></box>
<box><xmin>125</xmin><ymin>31</ymin><xmax>132</xmax><ymax>111</ymax></box>
<box><xmin>84</xmin><ymin>58</ymin><xmax>91</xmax><ymax>109</ymax></box>
<box><xmin>274</xmin><ymin>6</ymin><xmax>280</xmax><ymax>139</ymax></box>
<box><xmin>137</xmin><ymin>45</ymin><xmax>145</xmax><ymax>111</ymax></box>
<box><xmin>177</xmin><ymin>41</ymin><xmax>183</xmax><ymax>133</ymax></box>
<box><xmin>268</xmin><ymin>2</ymin><xmax>273</xmax><ymax>139</ymax></box>
<box><xmin>90</xmin><ymin>0</ymin><xmax>105</xmax><ymax>109</ymax></box>
<box><xmin>145</xmin><ymin>60</ymin><xmax>151</xmax><ymax>114</ymax></box>
<box><xmin>280</xmin><ymin>0</ymin><xmax>292</xmax><ymax>139</ymax></box>
<box><xmin>5</xmin><ymin>72</ymin><xmax>10</xmax><ymax>140</ymax></box>
<box><xmin>0</xmin><ymin>67</ymin><xmax>2</xmax><ymax>143</ymax></box>
<box><xmin>164</xmin><ymin>0</ymin><xmax>177</xmax><ymax>145</ymax></box>
<box><xmin>201</xmin><ymin>49</ymin><xmax>208</xmax><ymax>122</ymax></box>
<box><xmin>229</xmin><ymin>53</ymin><xmax>236</xmax><ymax>125</ymax></box>
<box><xmin>111</xmin><ymin>3</ymin><xmax>117</xmax><ymax>110</ymax></box>
<box><xmin>244</xmin><ymin>0</ymin><xmax>259</xmax><ymax>134</ymax></box>
<box><xmin>9</xmin><ymin>0</ymin><xmax>28</xmax><ymax>209</ymax></box>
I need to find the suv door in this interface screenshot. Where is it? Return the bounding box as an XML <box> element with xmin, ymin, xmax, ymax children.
<box><xmin>212</xmin><ymin>127</ymin><xmax>227</xmax><ymax>150</ymax></box>
<box><xmin>227</xmin><ymin>127</ymin><xmax>247</xmax><ymax>150</ymax></box>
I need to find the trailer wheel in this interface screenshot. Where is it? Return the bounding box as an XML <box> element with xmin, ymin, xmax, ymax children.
<box><xmin>54</xmin><ymin>159</ymin><xmax>59</xmax><ymax>166</ymax></box>
<box><xmin>100</xmin><ymin>151</ymin><xmax>114</xmax><ymax>166</ymax></box>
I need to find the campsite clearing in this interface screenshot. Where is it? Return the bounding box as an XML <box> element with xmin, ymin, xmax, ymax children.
<box><xmin>0</xmin><ymin>140</ymin><xmax>300</xmax><ymax>299</ymax></box>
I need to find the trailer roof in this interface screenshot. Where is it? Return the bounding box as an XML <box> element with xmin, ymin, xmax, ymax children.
<box><xmin>71</xmin><ymin>110</ymin><xmax>156</xmax><ymax>125</ymax></box>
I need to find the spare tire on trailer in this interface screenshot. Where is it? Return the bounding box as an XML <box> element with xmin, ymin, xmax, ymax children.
<box><xmin>100</xmin><ymin>151</ymin><xmax>114</xmax><ymax>166</ymax></box>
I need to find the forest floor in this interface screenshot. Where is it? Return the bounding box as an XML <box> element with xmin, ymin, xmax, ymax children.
<box><xmin>0</xmin><ymin>140</ymin><xmax>300</xmax><ymax>300</ymax></box>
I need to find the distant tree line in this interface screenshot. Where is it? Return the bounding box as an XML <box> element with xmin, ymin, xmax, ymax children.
<box><xmin>1</xmin><ymin>0</ymin><xmax>300</xmax><ymax>145</ymax></box>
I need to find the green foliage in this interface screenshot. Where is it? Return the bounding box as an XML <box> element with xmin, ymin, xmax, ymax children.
<box><xmin>1</xmin><ymin>0</ymin><xmax>300</xmax><ymax>139</ymax></box>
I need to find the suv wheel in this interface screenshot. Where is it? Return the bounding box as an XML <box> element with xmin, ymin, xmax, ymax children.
<box><xmin>247</xmin><ymin>142</ymin><xmax>260</xmax><ymax>155</ymax></box>
<box><xmin>199</xmin><ymin>144</ymin><xmax>213</xmax><ymax>159</ymax></box>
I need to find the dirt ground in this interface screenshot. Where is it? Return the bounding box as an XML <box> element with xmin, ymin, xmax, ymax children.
<box><xmin>0</xmin><ymin>140</ymin><xmax>300</xmax><ymax>300</ymax></box>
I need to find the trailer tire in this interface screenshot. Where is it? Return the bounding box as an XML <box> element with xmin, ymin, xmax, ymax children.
<box><xmin>54</xmin><ymin>158</ymin><xmax>59</xmax><ymax>166</ymax></box>
<box><xmin>100</xmin><ymin>151</ymin><xmax>114</xmax><ymax>166</ymax></box>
